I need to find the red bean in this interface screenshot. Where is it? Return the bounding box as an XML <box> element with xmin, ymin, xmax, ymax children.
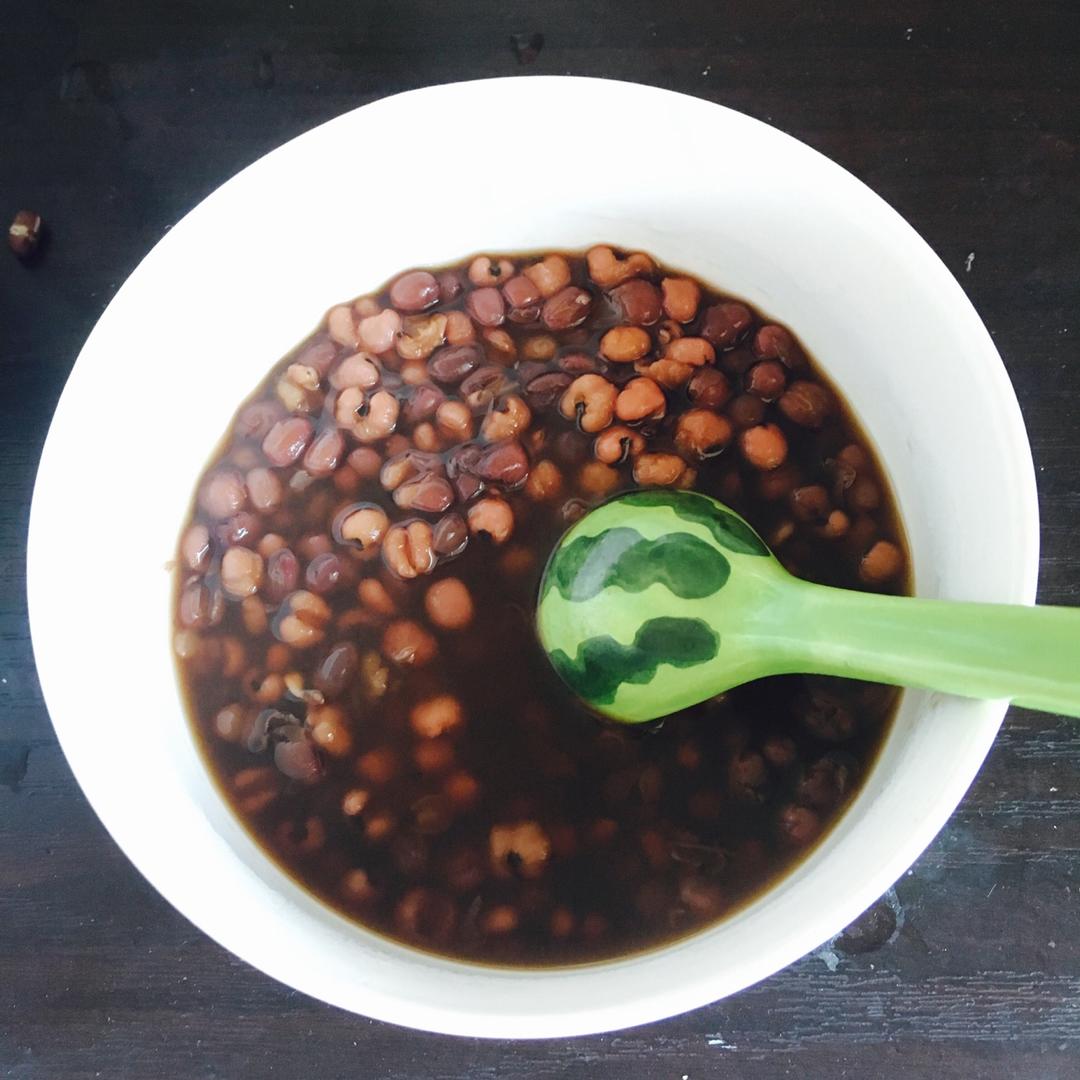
<box><xmin>265</xmin><ymin>547</ymin><xmax>300</xmax><ymax>602</ymax></box>
<box><xmin>460</xmin><ymin>366</ymin><xmax>513</xmax><ymax>412</ymax></box>
<box><xmin>303</xmin><ymin>427</ymin><xmax>344</xmax><ymax>476</ymax></box>
<box><xmin>199</xmin><ymin>470</ymin><xmax>247</xmax><ymax>520</ymax></box>
<box><xmin>687</xmin><ymin>367</ymin><xmax>732</xmax><ymax>410</ymax></box>
<box><xmin>246</xmin><ymin>467</ymin><xmax>283</xmax><ymax>513</ymax></box>
<box><xmin>236</xmin><ymin>400</ymin><xmax>287</xmax><ymax>441</ymax></box>
<box><xmin>727</xmin><ymin>393</ymin><xmax>766</xmax><ymax>429</ymax></box>
<box><xmin>432</xmin><ymin>512</ymin><xmax>469</xmax><ymax>558</ymax></box>
<box><xmin>745</xmin><ymin>360</ymin><xmax>787</xmax><ymax>401</ymax></box>
<box><xmin>429</xmin><ymin>344</ymin><xmax>482</xmax><ymax>384</ymax></box>
<box><xmin>295</xmin><ymin>338</ymin><xmax>338</xmax><ymax>377</ymax></box>
<box><xmin>305</xmin><ymin>552</ymin><xmax>345</xmax><ymax>594</ymax></box>
<box><xmin>262</xmin><ymin>417</ymin><xmax>314</xmax><ymax>467</ymax></box>
<box><xmin>701</xmin><ymin>302</ymin><xmax>753</xmax><ymax>347</ymax></box>
<box><xmin>394</xmin><ymin>475</ymin><xmax>456</xmax><ymax>513</ymax></box>
<box><xmin>778</xmin><ymin>804</ymin><xmax>820</xmax><ymax>846</ymax></box>
<box><xmin>181</xmin><ymin>524</ymin><xmax>212</xmax><ymax>572</ymax></box>
<box><xmin>474</xmin><ymin>440</ymin><xmax>529</xmax><ymax>487</ymax></box>
<box><xmin>314</xmin><ymin>642</ymin><xmax>359</xmax><ymax>698</ymax></box>
<box><xmin>753</xmin><ymin>324</ymin><xmax>804</xmax><ymax>368</ymax></box>
<box><xmin>502</xmin><ymin>274</ymin><xmax>541</xmax><ymax>312</ymax></box>
<box><xmin>790</xmin><ymin>484</ymin><xmax>831</xmax><ymax>524</ymax></box>
<box><xmin>347</xmin><ymin>447</ymin><xmax>382</xmax><ymax>479</ymax></box>
<box><xmin>402</xmin><ymin>383</ymin><xmax>446</xmax><ymax>423</ymax></box>
<box><xmin>466</xmin><ymin>286</ymin><xmax>506</xmax><ymax>327</ymax></box>
<box><xmin>542</xmin><ymin>286</ymin><xmax>592</xmax><ymax>331</ymax></box>
<box><xmin>779</xmin><ymin>380</ymin><xmax>832</xmax><ymax>427</ymax></box>
<box><xmin>389</xmin><ymin>270</ymin><xmax>440</xmax><ymax>312</ymax></box>
<box><xmin>178</xmin><ymin>580</ymin><xmax>225</xmax><ymax>629</ymax></box>
<box><xmin>610</xmin><ymin>279</ymin><xmax>662</xmax><ymax>326</ymax></box>
<box><xmin>525</xmin><ymin>371</ymin><xmax>573</xmax><ymax>408</ymax></box>
<box><xmin>719</xmin><ymin>348</ymin><xmax>757</xmax><ymax>380</ymax></box>
<box><xmin>436</xmin><ymin>270</ymin><xmax>463</xmax><ymax>302</ymax></box>
<box><xmin>274</xmin><ymin>736</ymin><xmax>322</xmax><ymax>783</ymax></box>
<box><xmin>553</xmin><ymin>354</ymin><xmax>592</xmax><ymax>378</ymax></box>
<box><xmin>215</xmin><ymin>511</ymin><xmax>262</xmax><ymax>548</ymax></box>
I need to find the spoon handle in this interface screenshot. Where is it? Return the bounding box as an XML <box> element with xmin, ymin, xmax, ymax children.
<box><xmin>781</xmin><ymin>581</ymin><xmax>1080</xmax><ymax>717</ymax></box>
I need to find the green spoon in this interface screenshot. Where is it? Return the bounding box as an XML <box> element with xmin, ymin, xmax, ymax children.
<box><xmin>536</xmin><ymin>489</ymin><xmax>1077</xmax><ymax>724</ymax></box>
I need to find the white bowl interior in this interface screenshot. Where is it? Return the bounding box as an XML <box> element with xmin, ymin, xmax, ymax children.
<box><xmin>28</xmin><ymin>77</ymin><xmax>1038</xmax><ymax>1038</ymax></box>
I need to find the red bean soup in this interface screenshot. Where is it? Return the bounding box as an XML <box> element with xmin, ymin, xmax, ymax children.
<box><xmin>174</xmin><ymin>247</ymin><xmax>910</xmax><ymax>965</ymax></box>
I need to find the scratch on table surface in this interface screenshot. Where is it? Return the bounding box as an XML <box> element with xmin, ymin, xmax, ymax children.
<box><xmin>965</xmin><ymin>251</ymin><xmax>975</xmax><ymax>271</ymax></box>
<box><xmin>705</xmin><ymin>1031</ymin><xmax>738</xmax><ymax>1050</ymax></box>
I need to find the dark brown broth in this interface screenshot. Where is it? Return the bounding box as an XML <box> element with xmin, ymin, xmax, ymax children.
<box><xmin>175</xmin><ymin>248</ymin><xmax>910</xmax><ymax>966</ymax></box>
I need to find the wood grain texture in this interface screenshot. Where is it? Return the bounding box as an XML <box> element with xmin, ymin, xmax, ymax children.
<box><xmin>1</xmin><ymin>1</ymin><xmax>1078</xmax><ymax>1076</ymax></box>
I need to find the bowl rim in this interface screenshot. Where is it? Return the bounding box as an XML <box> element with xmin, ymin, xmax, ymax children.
<box><xmin>27</xmin><ymin>75</ymin><xmax>1040</xmax><ymax>1038</ymax></box>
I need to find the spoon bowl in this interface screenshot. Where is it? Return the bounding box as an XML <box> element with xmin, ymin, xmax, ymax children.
<box><xmin>538</xmin><ymin>490</ymin><xmax>1080</xmax><ymax>723</ymax></box>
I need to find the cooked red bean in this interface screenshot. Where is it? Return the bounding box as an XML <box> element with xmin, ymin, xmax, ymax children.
<box><xmin>314</xmin><ymin>642</ymin><xmax>359</xmax><ymax>698</ymax></box>
<box><xmin>383</xmin><ymin>521</ymin><xmax>437</xmax><ymax>579</ymax></box>
<box><xmin>615</xmin><ymin>377</ymin><xmax>666</xmax><ymax>423</ymax></box>
<box><xmin>460</xmin><ymin>366</ymin><xmax>513</xmax><ymax>412</ymax></box>
<box><xmin>428</xmin><ymin>344</ymin><xmax>482</xmax><ymax>384</ymax></box>
<box><xmin>701</xmin><ymin>301</ymin><xmax>753</xmax><ymax>347</ymax></box>
<box><xmin>860</xmin><ymin>540</ymin><xmax>904</xmax><ymax>584</ymax></box>
<box><xmin>740</xmin><ymin>423</ymin><xmax>789</xmax><ymax>470</ymax></box>
<box><xmin>199</xmin><ymin>469</ymin><xmax>247</xmax><ymax>519</ymax></box>
<box><xmin>523</xmin><ymin>254</ymin><xmax>571</xmax><ymax>297</ymax></box>
<box><xmin>745</xmin><ymin>360</ymin><xmax>787</xmax><ymax>401</ymax></box>
<box><xmin>389</xmin><ymin>270</ymin><xmax>440</xmax><ymax>312</ymax></box>
<box><xmin>181</xmin><ymin>524</ymin><xmax>212</xmax><ymax>572</ymax></box>
<box><xmin>178</xmin><ymin>248</ymin><xmax>908</xmax><ymax>967</ymax></box>
<box><xmin>263</xmin><ymin>417</ymin><xmax>314</xmax><ymax>467</ymax></box>
<box><xmin>403</xmin><ymin>384</ymin><xmax>446</xmax><ymax>424</ymax></box>
<box><xmin>586</xmin><ymin>245</ymin><xmax>654</xmax><ymax>288</ymax></box>
<box><xmin>610</xmin><ymin>279</ymin><xmax>663</xmax><ymax>326</ymax></box>
<box><xmin>432</xmin><ymin>512</ymin><xmax>469</xmax><ymax>558</ymax></box>
<box><xmin>633</xmin><ymin>452</ymin><xmax>694</xmax><ymax>488</ymax></box>
<box><xmin>779</xmin><ymin>380</ymin><xmax>832</xmax><ymax>427</ymax></box>
<box><xmin>358</xmin><ymin>309</ymin><xmax>402</xmax><ymax>354</ymax></box>
<box><xmin>467</xmin><ymin>497</ymin><xmax>514</xmax><ymax>543</ymax></box>
<box><xmin>436</xmin><ymin>270</ymin><xmax>463</xmax><ymax>302</ymax></box>
<box><xmin>502</xmin><ymin>274</ymin><xmax>541</xmax><ymax>311</ymax></box>
<box><xmin>330</xmin><ymin>353</ymin><xmax>380</xmax><ymax>391</ymax></box>
<box><xmin>687</xmin><ymin>367</ymin><xmax>732</xmax><ymax>410</ymax></box>
<box><xmin>179</xmin><ymin>580</ymin><xmax>224</xmax><ymax>629</ymax></box>
<box><xmin>424</xmin><ymin>578</ymin><xmax>474</xmax><ymax>630</ymax></box>
<box><xmin>466</xmin><ymin>286</ymin><xmax>506</xmax><ymax>327</ymax></box>
<box><xmin>274</xmin><ymin>736</ymin><xmax>322</xmax><ymax>783</ymax></box>
<box><xmin>600</xmin><ymin>326</ymin><xmax>651</xmax><ymax>363</ymax></box>
<box><xmin>557</xmin><ymin>351</ymin><xmax>600</xmax><ymax>375</ymax></box>
<box><xmin>474</xmin><ymin>439</ymin><xmax>529</xmax><ymax>487</ymax></box>
<box><xmin>264</xmin><ymin>547</ymin><xmax>300</xmax><ymax>602</ymax></box>
<box><xmin>305</xmin><ymin>552</ymin><xmax>345</xmax><ymax>594</ymax></box>
<box><xmin>661</xmin><ymin>276</ymin><xmax>701</xmax><ymax>322</ymax></box>
<box><xmin>236</xmin><ymin>399</ymin><xmax>287</xmax><ymax>441</ymax></box>
<box><xmin>542</xmin><ymin>286</ymin><xmax>592</xmax><ymax>331</ymax></box>
<box><xmin>594</xmin><ymin>425</ymin><xmax>645</xmax><ymax>465</ymax></box>
<box><xmin>727</xmin><ymin>393</ymin><xmax>767</xmax><ymax>429</ymax></box>
<box><xmin>675</xmin><ymin>409</ymin><xmax>732</xmax><ymax>459</ymax></box>
<box><xmin>560</xmin><ymin>374</ymin><xmax>616</xmax><ymax>433</ymax></box>
<box><xmin>383</xmin><ymin>619</ymin><xmax>438</xmax><ymax>667</ymax></box>
<box><xmin>303</xmin><ymin>427</ymin><xmax>344</xmax><ymax>476</ymax></box>
<box><xmin>468</xmin><ymin>256</ymin><xmax>514</xmax><ymax>286</ymax></box>
<box><xmin>663</xmin><ymin>337</ymin><xmax>714</xmax><ymax>367</ymax></box>
<box><xmin>394</xmin><ymin>475</ymin><xmax>455</xmax><ymax>514</ymax></box>
<box><xmin>524</xmin><ymin>371</ymin><xmax>573</xmax><ymax>409</ymax></box>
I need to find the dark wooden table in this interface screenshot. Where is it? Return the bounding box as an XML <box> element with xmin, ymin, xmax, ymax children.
<box><xmin>3</xmin><ymin>2</ymin><xmax>1078</xmax><ymax>1076</ymax></box>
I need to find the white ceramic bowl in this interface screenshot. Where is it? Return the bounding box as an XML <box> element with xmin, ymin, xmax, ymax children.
<box><xmin>28</xmin><ymin>77</ymin><xmax>1038</xmax><ymax>1038</ymax></box>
